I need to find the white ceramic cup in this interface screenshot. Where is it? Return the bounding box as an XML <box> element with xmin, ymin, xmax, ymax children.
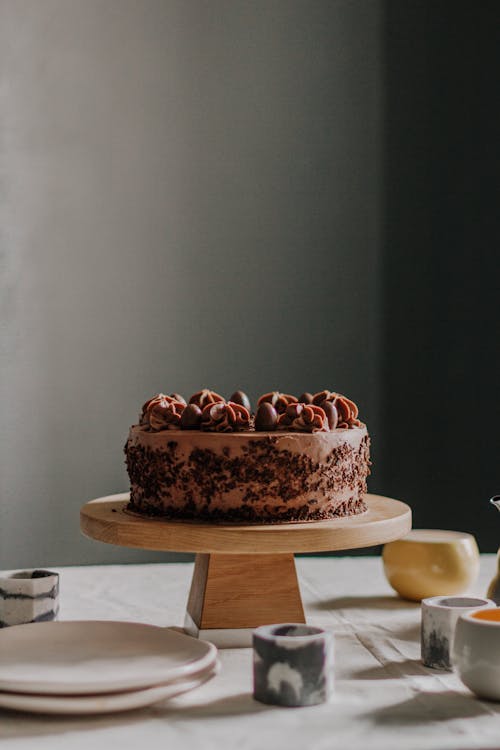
<box><xmin>454</xmin><ymin>608</ymin><xmax>500</xmax><ymax>701</ymax></box>
<box><xmin>421</xmin><ymin>595</ymin><xmax>495</xmax><ymax>670</ymax></box>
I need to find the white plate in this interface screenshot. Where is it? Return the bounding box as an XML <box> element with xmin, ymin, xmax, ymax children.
<box><xmin>0</xmin><ymin>662</ymin><xmax>220</xmax><ymax>715</ymax></box>
<box><xmin>0</xmin><ymin>621</ymin><xmax>217</xmax><ymax>695</ymax></box>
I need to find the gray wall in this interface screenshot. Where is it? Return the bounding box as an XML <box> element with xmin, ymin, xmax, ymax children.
<box><xmin>0</xmin><ymin>0</ymin><xmax>383</xmax><ymax>567</ymax></box>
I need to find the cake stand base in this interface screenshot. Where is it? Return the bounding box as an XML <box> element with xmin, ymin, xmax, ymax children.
<box><xmin>183</xmin><ymin>552</ymin><xmax>304</xmax><ymax>647</ymax></box>
<box><xmin>183</xmin><ymin>614</ymin><xmax>255</xmax><ymax>648</ymax></box>
<box><xmin>80</xmin><ymin>493</ymin><xmax>411</xmax><ymax>647</ymax></box>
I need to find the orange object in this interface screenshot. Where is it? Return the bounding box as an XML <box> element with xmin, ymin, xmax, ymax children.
<box><xmin>472</xmin><ymin>608</ymin><xmax>500</xmax><ymax>622</ymax></box>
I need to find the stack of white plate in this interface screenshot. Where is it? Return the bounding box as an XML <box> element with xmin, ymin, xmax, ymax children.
<box><xmin>0</xmin><ymin>621</ymin><xmax>219</xmax><ymax>714</ymax></box>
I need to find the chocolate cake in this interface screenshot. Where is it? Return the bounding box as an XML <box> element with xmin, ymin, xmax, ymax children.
<box><xmin>124</xmin><ymin>389</ymin><xmax>371</xmax><ymax>523</ymax></box>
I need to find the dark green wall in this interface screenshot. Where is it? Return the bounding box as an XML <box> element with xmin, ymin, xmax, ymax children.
<box><xmin>380</xmin><ymin>1</ymin><xmax>500</xmax><ymax>550</ymax></box>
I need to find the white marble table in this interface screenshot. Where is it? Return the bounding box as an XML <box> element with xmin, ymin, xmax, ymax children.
<box><xmin>1</xmin><ymin>555</ymin><xmax>500</xmax><ymax>750</ymax></box>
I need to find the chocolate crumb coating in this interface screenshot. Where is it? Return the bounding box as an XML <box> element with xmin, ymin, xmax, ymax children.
<box><xmin>125</xmin><ymin>427</ymin><xmax>371</xmax><ymax>524</ymax></box>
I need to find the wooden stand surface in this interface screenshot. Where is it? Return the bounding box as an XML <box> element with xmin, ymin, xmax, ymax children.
<box><xmin>81</xmin><ymin>493</ymin><xmax>411</xmax><ymax>646</ymax></box>
<box><xmin>186</xmin><ymin>553</ymin><xmax>305</xmax><ymax>629</ymax></box>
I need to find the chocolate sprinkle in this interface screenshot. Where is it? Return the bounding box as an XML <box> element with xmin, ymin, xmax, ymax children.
<box><xmin>124</xmin><ymin>433</ymin><xmax>371</xmax><ymax>525</ymax></box>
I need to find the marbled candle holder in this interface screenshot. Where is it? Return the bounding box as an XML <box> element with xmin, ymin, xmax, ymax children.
<box><xmin>253</xmin><ymin>623</ymin><xmax>334</xmax><ymax>707</ymax></box>
<box><xmin>0</xmin><ymin>570</ymin><xmax>59</xmax><ymax>628</ymax></box>
<box><xmin>421</xmin><ymin>595</ymin><xmax>494</xmax><ymax>670</ymax></box>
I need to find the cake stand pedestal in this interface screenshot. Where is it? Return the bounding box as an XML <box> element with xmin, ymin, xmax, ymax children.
<box><xmin>80</xmin><ymin>493</ymin><xmax>411</xmax><ymax>647</ymax></box>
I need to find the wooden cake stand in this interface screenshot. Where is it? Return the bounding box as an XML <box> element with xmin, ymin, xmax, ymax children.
<box><xmin>80</xmin><ymin>493</ymin><xmax>411</xmax><ymax>647</ymax></box>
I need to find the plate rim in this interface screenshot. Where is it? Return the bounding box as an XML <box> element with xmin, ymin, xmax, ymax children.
<box><xmin>0</xmin><ymin>661</ymin><xmax>220</xmax><ymax>715</ymax></box>
<box><xmin>0</xmin><ymin>620</ymin><xmax>218</xmax><ymax>695</ymax></box>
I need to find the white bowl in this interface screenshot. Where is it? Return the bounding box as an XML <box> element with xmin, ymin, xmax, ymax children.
<box><xmin>453</xmin><ymin>608</ymin><xmax>500</xmax><ymax>701</ymax></box>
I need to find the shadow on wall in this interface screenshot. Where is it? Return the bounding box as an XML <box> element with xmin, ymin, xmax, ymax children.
<box><xmin>381</xmin><ymin>1</ymin><xmax>500</xmax><ymax>550</ymax></box>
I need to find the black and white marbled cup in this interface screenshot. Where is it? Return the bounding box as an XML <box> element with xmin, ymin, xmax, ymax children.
<box><xmin>253</xmin><ymin>623</ymin><xmax>334</xmax><ymax>706</ymax></box>
<box><xmin>421</xmin><ymin>595</ymin><xmax>494</xmax><ymax>670</ymax></box>
<box><xmin>0</xmin><ymin>570</ymin><xmax>59</xmax><ymax>628</ymax></box>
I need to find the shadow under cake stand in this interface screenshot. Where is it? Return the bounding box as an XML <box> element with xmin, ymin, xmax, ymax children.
<box><xmin>80</xmin><ymin>493</ymin><xmax>411</xmax><ymax>647</ymax></box>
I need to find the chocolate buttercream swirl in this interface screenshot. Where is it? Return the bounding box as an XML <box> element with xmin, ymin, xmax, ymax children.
<box><xmin>170</xmin><ymin>392</ymin><xmax>187</xmax><ymax>406</ymax></box>
<box><xmin>201</xmin><ymin>401</ymin><xmax>250</xmax><ymax>432</ymax></box>
<box><xmin>277</xmin><ymin>403</ymin><xmax>329</xmax><ymax>432</ymax></box>
<box><xmin>189</xmin><ymin>389</ymin><xmax>225</xmax><ymax>409</ymax></box>
<box><xmin>140</xmin><ymin>393</ymin><xmax>175</xmax><ymax>424</ymax></box>
<box><xmin>312</xmin><ymin>390</ymin><xmax>361</xmax><ymax>428</ymax></box>
<box><xmin>257</xmin><ymin>391</ymin><xmax>297</xmax><ymax>414</ymax></box>
<box><xmin>141</xmin><ymin>396</ymin><xmax>185</xmax><ymax>431</ymax></box>
<box><xmin>140</xmin><ymin>393</ymin><xmax>187</xmax><ymax>422</ymax></box>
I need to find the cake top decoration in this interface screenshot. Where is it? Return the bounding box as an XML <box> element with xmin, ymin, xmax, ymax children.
<box><xmin>141</xmin><ymin>395</ymin><xmax>185</xmax><ymax>431</ymax></box>
<box><xmin>298</xmin><ymin>392</ymin><xmax>314</xmax><ymax>404</ymax></box>
<box><xmin>189</xmin><ymin>389</ymin><xmax>225</xmax><ymax>408</ymax></box>
<box><xmin>257</xmin><ymin>391</ymin><xmax>298</xmax><ymax>414</ymax></box>
<box><xmin>312</xmin><ymin>390</ymin><xmax>361</xmax><ymax>428</ymax></box>
<box><xmin>254</xmin><ymin>402</ymin><xmax>278</xmax><ymax>431</ymax></box>
<box><xmin>201</xmin><ymin>401</ymin><xmax>251</xmax><ymax>433</ymax></box>
<box><xmin>180</xmin><ymin>403</ymin><xmax>203</xmax><ymax>430</ymax></box>
<box><xmin>137</xmin><ymin>388</ymin><xmax>362</xmax><ymax>432</ymax></box>
<box><xmin>229</xmin><ymin>390</ymin><xmax>251</xmax><ymax>411</ymax></box>
<box><xmin>277</xmin><ymin>403</ymin><xmax>329</xmax><ymax>433</ymax></box>
<box><xmin>140</xmin><ymin>393</ymin><xmax>180</xmax><ymax>423</ymax></box>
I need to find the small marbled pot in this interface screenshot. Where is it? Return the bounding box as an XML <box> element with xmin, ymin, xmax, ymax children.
<box><xmin>253</xmin><ymin>624</ymin><xmax>334</xmax><ymax>707</ymax></box>
<box><xmin>0</xmin><ymin>570</ymin><xmax>59</xmax><ymax>628</ymax></box>
<box><xmin>421</xmin><ymin>595</ymin><xmax>494</xmax><ymax>670</ymax></box>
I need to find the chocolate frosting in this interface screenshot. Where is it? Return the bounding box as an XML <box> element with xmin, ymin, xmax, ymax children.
<box><xmin>170</xmin><ymin>392</ymin><xmax>187</xmax><ymax>406</ymax></box>
<box><xmin>229</xmin><ymin>390</ymin><xmax>251</xmax><ymax>412</ymax></box>
<box><xmin>141</xmin><ymin>396</ymin><xmax>185</xmax><ymax>431</ymax></box>
<box><xmin>201</xmin><ymin>401</ymin><xmax>251</xmax><ymax>432</ymax></box>
<box><xmin>312</xmin><ymin>390</ymin><xmax>361</xmax><ymax>428</ymax></box>
<box><xmin>257</xmin><ymin>391</ymin><xmax>297</xmax><ymax>414</ymax></box>
<box><xmin>140</xmin><ymin>393</ymin><xmax>177</xmax><ymax>424</ymax></box>
<box><xmin>125</xmin><ymin>423</ymin><xmax>370</xmax><ymax>523</ymax></box>
<box><xmin>298</xmin><ymin>392</ymin><xmax>313</xmax><ymax>404</ymax></box>
<box><xmin>277</xmin><ymin>403</ymin><xmax>329</xmax><ymax>433</ymax></box>
<box><xmin>139</xmin><ymin>388</ymin><xmax>361</xmax><ymax>431</ymax></box>
<box><xmin>189</xmin><ymin>389</ymin><xmax>225</xmax><ymax>408</ymax></box>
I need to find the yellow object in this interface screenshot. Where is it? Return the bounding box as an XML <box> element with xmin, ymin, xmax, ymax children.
<box><xmin>382</xmin><ymin>529</ymin><xmax>480</xmax><ymax>602</ymax></box>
